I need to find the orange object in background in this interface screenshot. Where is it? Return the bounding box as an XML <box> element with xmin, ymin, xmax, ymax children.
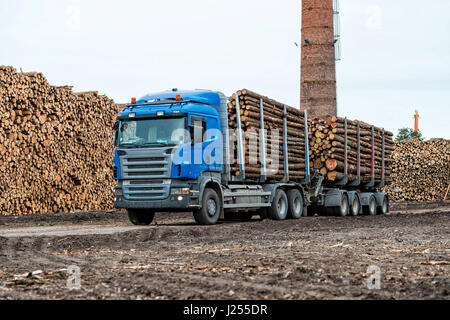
<box><xmin>414</xmin><ymin>110</ymin><xmax>419</xmax><ymax>132</ymax></box>
<box><xmin>131</xmin><ymin>97</ymin><xmax>136</xmax><ymax>104</ymax></box>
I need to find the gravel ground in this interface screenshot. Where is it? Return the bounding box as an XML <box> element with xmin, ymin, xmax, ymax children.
<box><xmin>0</xmin><ymin>202</ymin><xmax>448</xmax><ymax>300</ymax></box>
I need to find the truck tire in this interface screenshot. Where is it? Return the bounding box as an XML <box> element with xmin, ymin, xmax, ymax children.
<box><xmin>193</xmin><ymin>188</ymin><xmax>221</xmax><ymax>225</ymax></box>
<box><xmin>287</xmin><ymin>189</ymin><xmax>303</xmax><ymax>219</ymax></box>
<box><xmin>377</xmin><ymin>196</ymin><xmax>389</xmax><ymax>215</ymax></box>
<box><xmin>350</xmin><ymin>195</ymin><xmax>360</xmax><ymax>216</ymax></box>
<box><xmin>127</xmin><ymin>209</ymin><xmax>155</xmax><ymax>226</ymax></box>
<box><xmin>268</xmin><ymin>189</ymin><xmax>288</xmax><ymax>220</ymax></box>
<box><xmin>333</xmin><ymin>194</ymin><xmax>349</xmax><ymax>217</ymax></box>
<box><xmin>363</xmin><ymin>195</ymin><xmax>377</xmax><ymax>216</ymax></box>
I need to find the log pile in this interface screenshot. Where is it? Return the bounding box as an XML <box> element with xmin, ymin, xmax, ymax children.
<box><xmin>384</xmin><ymin>139</ymin><xmax>450</xmax><ymax>201</ymax></box>
<box><xmin>227</xmin><ymin>89</ymin><xmax>307</xmax><ymax>181</ymax></box>
<box><xmin>0</xmin><ymin>66</ymin><xmax>118</xmax><ymax>215</ymax></box>
<box><xmin>309</xmin><ymin>116</ymin><xmax>394</xmax><ymax>184</ymax></box>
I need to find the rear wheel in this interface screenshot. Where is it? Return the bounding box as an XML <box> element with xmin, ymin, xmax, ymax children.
<box><xmin>363</xmin><ymin>195</ymin><xmax>377</xmax><ymax>216</ymax></box>
<box><xmin>127</xmin><ymin>209</ymin><xmax>155</xmax><ymax>226</ymax></box>
<box><xmin>350</xmin><ymin>196</ymin><xmax>360</xmax><ymax>216</ymax></box>
<box><xmin>268</xmin><ymin>189</ymin><xmax>288</xmax><ymax>220</ymax></box>
<box><xmin>193</xmin><ymin>188</ymin><xmax>221</xmax><ymax>225</ymax></box>
<box><xmin>333</xmin><ymin>194</ymin><xmax>349</xmax><ymax>217</ymax></box>
<box><xmin>377</xmin><ymin>196</ymin><xmax>389</xmax><ymax>215</ymax></box>
<box><xmin>287</xmin><ymin>189</ymin><xmax>303</xmax><ymax>219</ymax></box>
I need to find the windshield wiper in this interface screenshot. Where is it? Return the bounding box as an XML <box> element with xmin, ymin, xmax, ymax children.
<box><xmin>118</xmin><ymin>143</ymin><xmax>140</xmax><ymax>148</ymax></box>
<box><xmin>136</xmin><ymin>142</ymin><xmax>170</xmax><ymax>148</ymax></box>
<box><xmin>119</xmin><ymin>142</ymin><xmax>176</xmax><ymax>148</ymax></box>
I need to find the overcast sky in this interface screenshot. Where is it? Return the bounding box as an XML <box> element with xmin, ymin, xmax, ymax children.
<box><xmin>1</xmin><ymin>0</ymin><xmax>449</xmax><ymax>138</ymax></box>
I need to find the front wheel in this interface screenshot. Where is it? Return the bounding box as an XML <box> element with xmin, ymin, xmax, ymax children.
<box><xmin>194</xmin><ymin>188</ymin><xmax>221</xmax><ymax>225</ymax></box>
<box><xmin>127</xmin><ymin>209</ymin><xmax>155</xmax><ymax>226</ymax></box>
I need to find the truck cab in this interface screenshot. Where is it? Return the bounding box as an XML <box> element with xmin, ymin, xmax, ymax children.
<box><xmin>113</xmin><ymin>89</ymin><xmax>230</xmax><ymax>225</ymax></box>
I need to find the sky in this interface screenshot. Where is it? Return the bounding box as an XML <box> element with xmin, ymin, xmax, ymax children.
<box><xmin>0</xmin><ymin>0</ymin><xmax>449</xmax><ymax>139</ymax></box>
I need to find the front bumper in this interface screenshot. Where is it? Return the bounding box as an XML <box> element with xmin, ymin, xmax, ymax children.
<box><xmin>114</xmin><ymin>182</ymin><xmax>200</xmax><ymax>211</ymax></box>
<box><xmin>114</xmin><ymin>195</ymin><xmax>199</xmax><ymax>211</ymax></box>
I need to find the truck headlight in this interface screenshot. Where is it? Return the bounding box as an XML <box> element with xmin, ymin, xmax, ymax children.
<box><xmin>171</xmin><ymin>188</ymin><xmax>190</xmax><ymax>195</ymax></box>
<box><xmin>115</xmin><ymin>189</ymin><xmax>123</xmax><ymax>196</ymax></box>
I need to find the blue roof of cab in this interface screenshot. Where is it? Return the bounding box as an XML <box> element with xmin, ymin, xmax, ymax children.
<box><xmin>119</xmin><ymin>89</ymin><xmax>222</xmax><ymax>117</ymax></box>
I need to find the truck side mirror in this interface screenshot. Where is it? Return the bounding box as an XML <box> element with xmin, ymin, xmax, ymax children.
<box><xmin>112</xmin><ymin>120</ymin><xmax>120</xmax><ymax>131</ymax></box>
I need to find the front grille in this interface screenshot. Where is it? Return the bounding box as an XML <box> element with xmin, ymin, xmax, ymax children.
<box><xmin>131</xmin><ymin>193</ymin><xmax>165</xmax><ymax>198</ymax></box>
<box><xmin>128</xmin><ymin>157</ymin><xmax>165</xmax><ymax>162</ymax></box>
<box><xmin>129</xmin><ymin>180</ymin><xmax>164</xmax><ymax>185</ymax></box>
<box><xmin>128</xmin><ymin>187</ymin><xmax>164</xmax><ymax>191</ymax></box>
<box><xmin>118</xmin><ymin>147</ymin><xmax>172</xmax><ymax>200</ymax></box>
<box><xmin>128</xmin><ymin>171</ymin><xmax>165</xmax><ymax>177</ymax></box>
<box><xmin>123</xmin><ymin>179</ymin><xmax>170</xmax><ymax>201</ymax></box>
<box><xmin>127</xmin><ymin>164</ymin><xmax>163</xmax><ymax>169</ymax></box>
<box><xmin>121</xmin><ymin>155</ymin><xmax>170</xmax><ymax>179</ymax></box>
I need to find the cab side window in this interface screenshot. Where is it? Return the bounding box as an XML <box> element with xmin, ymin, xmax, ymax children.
<box><xmin>191</xmin><ymin>118</ymin><xmax>206</xmax><ymax>144</ymax></box>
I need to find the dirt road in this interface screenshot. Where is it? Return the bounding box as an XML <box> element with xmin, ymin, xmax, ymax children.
<box><xmin>0</xmin><ymin>202</ymin><xmax>448</xmax><ymax>300</ymax></box>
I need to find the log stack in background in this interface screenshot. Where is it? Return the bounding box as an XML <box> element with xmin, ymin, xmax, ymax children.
<box><xmin>227</xmin><ymin>89</ymin><xmax>308</xmax><ymax>181</ymax></box>
<box><xmin>0</xmin><ymin>65</ymin><xmax>446</xmax><ymax>217</ymax></box>
<box><xmin>309</xmin><ymin>116</ymin><xmax>394</xmax><ymax>184</ymax></box>
<box><xmin>0</xmin><ymin>66</ymin><xmax>118</xmax><ymax>215</ymax></box>
<box><xmin>384</xmin><ymin>139</ymin><xmax>450</xmax><ymax>201</ymax></box>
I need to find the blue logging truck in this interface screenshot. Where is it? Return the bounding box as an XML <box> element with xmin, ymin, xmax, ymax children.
<box><xmin>112</xmin><ymin>89</ymin><xmax>389</xmax><ymax>225</ymax></box>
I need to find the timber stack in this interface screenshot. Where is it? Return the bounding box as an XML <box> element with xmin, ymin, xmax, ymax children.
<box><xmin>309</xmin><ymin>115</ymin><xmax>394</xmax><ymax>185</ymax></box>
<box><xmin>227</xmin><ymin>89</ymin><xmax>308</xmax><ymax>181</ymax></box>
<box><xmin>0</xmin><ymin>66</ymin><xmax>118</xmax><ymax>215</ymax></box>
<box><xmin>384</xmin><ymin>139</ymin><xmax>450</xmax><ymax>201</ymax></box>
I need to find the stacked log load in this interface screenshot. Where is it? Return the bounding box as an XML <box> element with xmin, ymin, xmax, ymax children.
<box><xmin>227</xmin><ymin>89</ymin><xmax>308</xmax><ymax>181</ymax></box>
<box><xmin>309</xmin><ymin>116</ymin><xmax>394</xmax><ymax>184</ymax></box>
<box><xmin>384</xmin><ymin>139</ymin><xmax>450</xmax><ymax>202</ymax></box>
<box><xmin>0</xmin><ymin>66</ymin><xmax>118</xmax><ymax>215</ymax></box>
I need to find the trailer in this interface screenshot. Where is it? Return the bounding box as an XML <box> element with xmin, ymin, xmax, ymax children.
<box><xmin>112</xmin><ymin>89</ymin><xmax>389</xmax><ymax>225</ymax></box>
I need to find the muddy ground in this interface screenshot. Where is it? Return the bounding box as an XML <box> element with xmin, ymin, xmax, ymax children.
<box><xmin>0</xmin><ymin>202</ymin><xmax>448</xmax><ymax>300</ymax></box>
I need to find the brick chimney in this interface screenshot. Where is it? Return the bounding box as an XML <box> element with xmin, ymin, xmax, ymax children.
<box><xmin>300</xmin><ymin>0</ymin><xmax>337</xmax><ymax>116</ymax></box>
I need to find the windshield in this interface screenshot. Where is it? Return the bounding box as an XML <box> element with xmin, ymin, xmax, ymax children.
<box><xmin>118</xmin><ymin>117</ymin><xmax>186</xmax><ymax>148</ymax></box>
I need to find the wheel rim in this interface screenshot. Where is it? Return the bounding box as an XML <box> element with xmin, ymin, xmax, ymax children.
<box><xmin>207</xmin><ymin>198</ymin><xmax>217</xmax><ymax>217</ymax></box>
<box><xmin>352</xmin><ymin>198</ymin><xmax>359</xmax><ymax>215</ymax></box>
<box><xmin>370</xmin><ymin>198</ymin><xmax>376</xmax><ymax>214</ymax></box>
<box><xmin>277</xmin><ymin>197</ymin><xmax>287</xmax><ymax>218</ymax></box>
<box><xmin>341</xmin><ymin>197</ymin><xmax>348</xmax><ymax>215</ymax></box>
<box><xmin>293</xmin><ymin>196</ymin><xmax>301</xmax><ymax>215</ymax></box>
<box><xmin>382</xmin><ymin>199</ymin><xmax>388</xmax><ymax>214</ymax></box>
